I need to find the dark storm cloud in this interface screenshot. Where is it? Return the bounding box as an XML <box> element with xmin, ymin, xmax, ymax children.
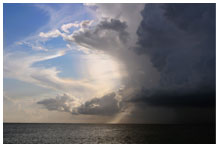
<box><xmin>128</xmin><ymin>3</ymin><xmax>216</xmax><ymax>123</ymax></box>
<box><xmin>135</xmin><ymin>3</ymin><xmax>216</xmax><ymax>90</ymax></box>
<box><xmin>37</xmin><ymin>93</ymin><xmax>121</xmax><ymax>116</ymax></box>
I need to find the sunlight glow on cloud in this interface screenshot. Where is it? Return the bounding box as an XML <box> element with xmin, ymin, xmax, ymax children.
<box><xmin>82</xmin><ymin>53</ymin><xmax>124</xmax><ymax>96</ymax></box>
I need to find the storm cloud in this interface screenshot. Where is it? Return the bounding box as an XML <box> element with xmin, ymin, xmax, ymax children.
<box><xmin>136</xmin><ymin>3</ymin><xmax>216</xmax><ymax>90</ymax></box>
<box><xmin>37</xmin><ymin>3</ymin><xmax>216</xmax><ymax>123</ymax></box>
<box><xmin>128</xmin><ymin>3</ymin><xmax>216</xmax><ymax>123</ymax></box>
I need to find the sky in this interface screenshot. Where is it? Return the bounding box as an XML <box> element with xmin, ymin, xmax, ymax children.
<box><xmin>3</xmin><ymin>3</ymin><xmax>216</xmax><ymax>124</ymax></box>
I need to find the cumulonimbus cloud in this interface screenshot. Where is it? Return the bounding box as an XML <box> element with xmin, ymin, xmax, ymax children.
<box><xmin>36</xmin><ymin>3</ymin><xmax>216</xmax><ymax>123</ymax></box>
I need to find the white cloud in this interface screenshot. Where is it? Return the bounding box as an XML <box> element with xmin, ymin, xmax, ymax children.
<box><xmin>61</xmin><ymin>19</ymin><xmax>94</xmax><ymax>34</ymax></box>
<box><xmin>39</xmin><ymin>29</ymin><xmax>62</xmax><ymax>38</ymax></box>
<box><xmin>61</xmin><ymin>22</ymin><xmax>79</xmax><ymax>33</ymax></box>
<box><xmin>40</xmin><ymin>20</ymin><xmax>94</xmax><ymax>41</ymax></box>
<box><xmin>3</xmin><ymin>50</ymin><xmax>99</xmax><ymax>98</ymax></box>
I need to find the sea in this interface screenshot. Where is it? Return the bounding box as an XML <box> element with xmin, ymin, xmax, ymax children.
<box><xmin>3</xmin><ymin>123</ymin><xmax>215</xmax><ymax>144</ymax></box>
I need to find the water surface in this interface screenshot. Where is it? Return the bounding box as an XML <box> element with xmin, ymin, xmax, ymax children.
<box><xmin>3</xmin><ymin>123</ymin><xmax>215</xmax><ymax>144</ymax></box>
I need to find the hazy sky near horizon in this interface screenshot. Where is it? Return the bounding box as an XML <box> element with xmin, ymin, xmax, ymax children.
<box><xmin>3</xmin><ymin>3</ymin><xmax>216</xmax><ymax>123</ymax></box>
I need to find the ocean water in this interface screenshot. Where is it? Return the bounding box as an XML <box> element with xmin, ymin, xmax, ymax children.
<box><xmin>3</xmin><ymin>123</ymin><xmax>215</xmax><ymax>144</ymax></box>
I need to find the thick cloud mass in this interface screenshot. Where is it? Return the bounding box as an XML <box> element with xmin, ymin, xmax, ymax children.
<box><xmin>128</xmin><ymin>3</ymin><xmax>216</xmax><ymax>123</ymax></box>
<box><xmin>38</xmin><ymin>93</ymin><xmax>120</xmax><ymax>116</ymax></box>
<box><xmin>37</xmin><ymin>94</ymin><xmax>75</xmax><ymax>112</ymax></box>
<box><xmin>72</xmin><ymin>18</ymin><xmax>129</xmax><ymax>51</ymax></box>
<box><xmin>136</xmin><ymin>4</ymin><xmax>216</xmax><ymax>90</ymax></box>
<box><xmin>75</xmin><ymin>93</ymin><xmax>120</xmax><ymax>115</ymax></box>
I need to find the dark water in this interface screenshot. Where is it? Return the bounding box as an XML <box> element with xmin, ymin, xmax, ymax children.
<box><xmin>3</xmin><ymin>123</ymin><xmax>215</xmax><ymax>144</ymax></box>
